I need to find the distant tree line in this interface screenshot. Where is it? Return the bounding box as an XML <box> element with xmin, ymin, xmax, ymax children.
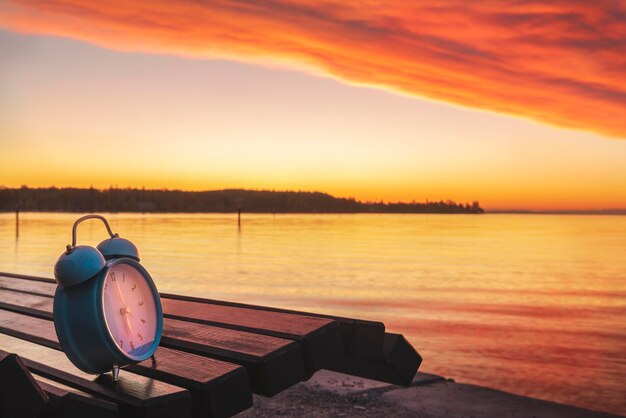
<box><xmin>0</xmin><ymin>187</ymin><xmax>484</xmax><ymax>214</ymax></box>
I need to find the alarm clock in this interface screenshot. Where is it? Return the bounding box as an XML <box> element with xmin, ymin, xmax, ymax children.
<box><xmin>53</xmin><ymin>214</ymin><xmax>163</xmax><ymax>380</ymax></box>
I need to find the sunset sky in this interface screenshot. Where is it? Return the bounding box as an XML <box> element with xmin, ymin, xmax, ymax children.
<box><xmin>1</xmin><ymin>1</ymin><xmax>625</xmax><ymax>210</ymax></box>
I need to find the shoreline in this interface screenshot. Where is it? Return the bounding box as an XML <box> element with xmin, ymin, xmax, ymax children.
<box><xmin>2</xmin><ymin>210</ymin><xmax>484</xmax><ymax>215</ymax></box>
<box><xmin>237</xmin><ymin>370</ymin><xmax>623</xmax><ymax>417</ymax></box>
<box><xmin>3</xmin><ymin>209</ymin><xmax>626</xmax><ymax>215</ymax></box>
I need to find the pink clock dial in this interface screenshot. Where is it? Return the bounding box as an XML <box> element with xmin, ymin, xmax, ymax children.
<box><xmin>102</xmin><ymin>264</ymin><xmax>158</xmax><ymax>357</ymax></box>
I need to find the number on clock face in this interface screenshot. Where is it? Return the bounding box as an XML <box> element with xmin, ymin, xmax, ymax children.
<box><xmin>102</xmin><ymin>264</ymin><xmax>157</xmax><ymax>356</ymax></box>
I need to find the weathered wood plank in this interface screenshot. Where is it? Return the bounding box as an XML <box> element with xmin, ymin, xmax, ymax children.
<box><xmin>162</xmin><ymin>298</ymin><xmax>343</xmax><ymax>373</ymax></box>
<box><xmin>0</xmin><ymin>273</ymin><xmax>384</xmax><ymax>359</ymax></box>
<box><xmin>0</xmin><ymin>275</ymin><xmax>56</xmax><ymax>297</ymax></box>
<box><xmin>0</xmin><ymin>271</ymin><xmax>54</xmax><ymax>284</ymax></box>
<box><xmin>330</xmin><ymin>333</ymin><xmax>422</xmax><ymax>386</ymax></box>
<box><xmin>35</xmin><ymin>375</ymin><xmax>118</xmax><ymax>418</ymax></box>
<box><xmin>0</xmin><ymin>351</ymin><xmax>50</xmax><ymax>418</ymax></box>
<box><xmin>162</xmin><ymin>318</ymin><xmax>306</xmax><ymax>395</ymax></box>
<box><xmin>161</xmin><ymin>293</ymin><xmax>384</xmax><ymax>360</ymax></box>
<box><xmin>0</xmin><ymin>334</ymin><xmax>192</xmax><ymax>418</ymax></box>
<box><xmin>382</xmin><ymin>333</ymin><xmax>422</xmax><ymax>385</ymax></box>
<box><xmin>0</xmin><ymin>287</ymin><xmax>54</xmax><ymax>319</ymax></box>
<box><xmin>0</xmin><ymin>308</ymin><xmax>58</xmax><ymax>348</ymax></box>
<box><xmin>129</xmin><ymin>348</ymin><xmax>252</xmax><ymax>418</ymax></box>
<box><xmin>0</xmin><ymin>290</ymin><xmax>306</xmax><ymax>397</ymax></box>
<box><xmin>0</xmin><ymin>308</ymin><xmax>253</xmax><ymax>418</ymax></box>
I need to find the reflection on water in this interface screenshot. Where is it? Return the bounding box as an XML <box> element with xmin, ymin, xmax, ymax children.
<box><xmin>1</xmin><ymin>212</ymin><xmax>625</xmax><ymax>415</ymax></box>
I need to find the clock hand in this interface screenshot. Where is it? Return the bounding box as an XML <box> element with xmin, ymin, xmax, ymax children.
<box><xmin>119</xmin><ymin>306</ymin><xmax>134</xmax><ymax>336</ymax></box>
<box><xmin>124</xmin><ymin>309</ymin><xmax>134</xmax><ymax>337</ymax></box>
<box><xmin>112</xmin><ymin>277</ymin><xmax>129</xmax><ymax>309</ymax></box>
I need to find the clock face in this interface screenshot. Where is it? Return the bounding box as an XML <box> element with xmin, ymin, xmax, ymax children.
<box><xmin>102</xmin><ymin>263</ymin><xmax>158</xmax><ymax>358</ymax></box>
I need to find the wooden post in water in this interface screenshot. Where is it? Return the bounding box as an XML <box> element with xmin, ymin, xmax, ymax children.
<box><xmin>15</xmin><ymin>204</ymin><xmax>19</xmax><ymax>239</ymax></box>
<box><xmin>237</xmin><ymin>207</ymin><xmax>242</xmax><ymax>228</ymax></box>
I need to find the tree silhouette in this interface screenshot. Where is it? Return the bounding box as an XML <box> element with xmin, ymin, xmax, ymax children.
<box><xmin>0</xmin><ymin>187</ymin><xmax>484</xmax><ymax>214</ymax></box>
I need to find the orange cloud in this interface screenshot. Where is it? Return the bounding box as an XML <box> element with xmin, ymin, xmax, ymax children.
<box><xmin>1</xmin><ymin>1</ymin><xmax>625</xmax><ymax>138</ymax></box>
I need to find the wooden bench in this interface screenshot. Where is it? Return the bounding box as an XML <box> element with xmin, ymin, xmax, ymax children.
<box><xmin>0</xmin><ymin>272</ymin><xmax>421</xmax><ymax>417</ymax></box>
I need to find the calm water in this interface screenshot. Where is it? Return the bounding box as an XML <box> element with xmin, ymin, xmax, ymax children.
<box><xmin>1</xmin><ymin>212</ymin><xmax>625</xmax><ymax>415</ymax></box>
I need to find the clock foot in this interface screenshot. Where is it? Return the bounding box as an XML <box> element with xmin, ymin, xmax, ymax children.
<box><xmin>112</xmin><ymin>363</ymin><xmax>120</xmax><ymax>381</ymax></box>
<box><xmin>151</xmin><ymin>354</ymin><xmax>157</xmax><ymax>363</ymax></box>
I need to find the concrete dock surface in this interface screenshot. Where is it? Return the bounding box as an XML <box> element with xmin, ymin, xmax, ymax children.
<box><xmin>237</xmin><ymin>370</ymin><xmax>622</xmax><ymax>417</ymax></box>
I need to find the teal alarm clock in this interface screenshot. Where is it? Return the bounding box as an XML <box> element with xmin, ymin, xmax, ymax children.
<box><xmin>53</xmin><ymin>214</ymin><xmax>163</xmax><ymax>380</ymax></box>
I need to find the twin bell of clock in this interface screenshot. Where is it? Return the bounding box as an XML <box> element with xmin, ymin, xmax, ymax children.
<box><xmin>53</xmin><ymin>214</ymin><xmax>163</xmax><ymax>381</ymax></box>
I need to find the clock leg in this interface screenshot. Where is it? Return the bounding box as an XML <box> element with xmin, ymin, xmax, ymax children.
<box><xmin>151</xmin><ymin>354</ymin><xmax>157</xmax><ymax>364</ymax></box>
<box><xmin>112</xmin><ymin>362</ymin><xmax>120</xmax><ymax>381</ymax></box>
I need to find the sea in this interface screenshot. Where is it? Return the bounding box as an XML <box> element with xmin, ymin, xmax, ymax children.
<box><xmin>1</xmin><ymin>212</ymin><xmax>624</xmax><ymax>415</ymax></box>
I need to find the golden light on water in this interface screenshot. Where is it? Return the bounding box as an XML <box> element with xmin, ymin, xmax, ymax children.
<box><xmin>2</xmin><ymin>213</ymin><xmax>625</xmax><ymax>414</ymax></box>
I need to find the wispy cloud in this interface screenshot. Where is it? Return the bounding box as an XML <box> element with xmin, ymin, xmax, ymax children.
<box><xmin>2</xmin><ymin>0</ymin><xmax>625</xmax><ymax>137</ymax></box>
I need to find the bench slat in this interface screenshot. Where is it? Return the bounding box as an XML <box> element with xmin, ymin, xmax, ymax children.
<box><xmin>0</xmin><ymin>287</ymin><xmax>53</xmax><ymax>318</ymax></box>
<box><xmin>162</xmin><ymin>292</ymin><xmax>385</xmax><ymax>360</ymax></box>
<box><xmin>0</xmin><ymin>275</ymin><xmax>56</xmax><ymax>296</ymax></box>
<box><xmin>131</xmin><ymin>347</ymin><xmax>251</xmax><ymax>418</ymax></box>
<box><xmin>0</xmin><ymin>289</ymin><xmax>306</xmax><ymax>396</ymax></box>
<box><xmin>330</xmin><ymin>333</ymin><xmax>422</xmax><ymax>386</ymax></box>
<box><xmin>161</xmin><ymin>318</ymin><xmax>306</xmax><ymax>395</ymax></box>
<box><xmin>162</xmin><ymin>298</ymin><xmax>342</xmax><ymax>373</ymax></box>
<box><xmin>0</xmin><ymin>335</ymin><xmax>192</xmax><ymax>418</ymax></box>
<box><xmin>35</xmin><ymin>375</ymin><xmax>119</xmax><ymax>418</ymax></box>
<box><xmin>0</xmin><ymin>351</ymin><xmax>50</xmax><ymax>418</ymax></box>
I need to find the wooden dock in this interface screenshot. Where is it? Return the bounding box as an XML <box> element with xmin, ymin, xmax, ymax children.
<box><xmin>0</xmin><ymin>272</ymin><xmax>421</xmax><ymax>417</ymax></box>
